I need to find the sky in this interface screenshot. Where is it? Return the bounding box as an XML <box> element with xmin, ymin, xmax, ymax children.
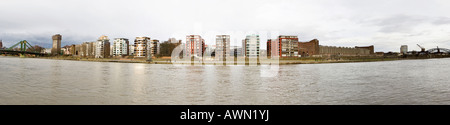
<box><xmin>1</xmin><ymin>0</ymin><xmax>450</xmax><ymax>52</ymax></box>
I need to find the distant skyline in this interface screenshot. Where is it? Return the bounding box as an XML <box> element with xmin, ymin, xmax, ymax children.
<box><xmin>1</xmin><ymin>0</ymin><xmax>450</xmax><ymax>52</ymax></box>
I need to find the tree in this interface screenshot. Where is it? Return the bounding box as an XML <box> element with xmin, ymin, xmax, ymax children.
<box><xmin>26</xmin><ymin>45</ymin><xmax>44</xmax><ymax>53</ymax></box>
<box><xmin>160</xmin><ymin>41</ymin><xmax>181</xmax><ymax>57</ymax></box>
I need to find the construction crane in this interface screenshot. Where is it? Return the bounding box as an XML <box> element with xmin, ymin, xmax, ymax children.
<box><xmin>417</xmin><ymin>44</ymin><xmax>425</xmax><ymax>52</ymax></box>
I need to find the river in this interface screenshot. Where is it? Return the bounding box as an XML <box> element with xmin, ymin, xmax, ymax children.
<box><xmin>1</xmin><ymin>56</ymin><xmax>449</xmax><ymax>105</ymax></box>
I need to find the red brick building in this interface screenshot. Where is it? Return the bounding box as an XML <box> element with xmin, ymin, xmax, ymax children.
<box><xmin>267</xmin><ymin>35</ymin><xmax>299</xmax><ymax>57</ymax></box>
<box><xmin>298</xmin><ymin>39</ymin><xmax>320</xmax><ymax>57</ymax></box>
<box><xmin>267</xmin><ymin>39</ymin><xmax>280</xmax><ymax>57</ymax></box>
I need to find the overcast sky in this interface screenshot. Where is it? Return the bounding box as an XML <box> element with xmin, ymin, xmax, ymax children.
<box><xmin>1</xmin><ymin>0</ymin><xmax>450</xmax><ymax>52</ymax></box>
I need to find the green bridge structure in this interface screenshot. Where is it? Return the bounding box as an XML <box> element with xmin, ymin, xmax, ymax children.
<box><xmin>0</xmin><ymin>40</ymin><xmax>46</xmax><ymax>56</ymax></box>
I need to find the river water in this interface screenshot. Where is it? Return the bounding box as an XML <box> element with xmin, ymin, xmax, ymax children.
<box><xmin>0</xmin><ymin>56</ymin><xmax>449</xmax><ymax>105</ymax></box>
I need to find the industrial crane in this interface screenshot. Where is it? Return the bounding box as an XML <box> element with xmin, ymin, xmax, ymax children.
<box><xmin>417</xmin><ymin>44</ymin><xmax>425</xmax><ymax>52</ymax></box>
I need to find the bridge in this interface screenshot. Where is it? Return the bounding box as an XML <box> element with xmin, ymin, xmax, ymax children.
<box><xmin>0</xmin><ymin>40</ymin><xmax>46</xmax><ymax>56</ymax></box>
<box><xmin>427</xmin><ymin>47</ymin><xmax>450</xmax><ymax>54</ymax></box>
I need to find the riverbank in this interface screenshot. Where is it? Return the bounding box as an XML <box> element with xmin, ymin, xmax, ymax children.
<box><xmin>2</xmin><ymin>55</ymin><xmax>449</xmax><ymax>65</ymax></box>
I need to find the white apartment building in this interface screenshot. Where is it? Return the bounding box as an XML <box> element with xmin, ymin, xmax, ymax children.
<box><xmin>215</xmin><ymin>35</ymin><xmax>231</xmax><ymax>60</ymax></box>
<box><xmin>230</xmin><ymin>46</ymin><xmax>243</xmax><ymax>57</ymax></box>
<box><xmin>147</xmin><ymin>39</ymin><xmax>160</xmax><ymax>57</ymax></box>
<box><xmin>112</xmin><ymin>38</ymin><xmax>129</xmax><ymax>56</ymax></box>
<box><xmin>129</xmin><ymin>45</ymin><xmax>135</xmax><ymax>56</ymax></box>
<box><xmin>243</xmin><ymin>34</ymin><xmax>260</xmax><ymax>58</ymax></box>
<box><xmin>95</xmin><ymin>35</ymin><xmax>110</xmax><ymax>58</ymax></box>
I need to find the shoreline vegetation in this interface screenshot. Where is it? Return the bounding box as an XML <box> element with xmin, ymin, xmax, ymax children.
<box><xmin>2</xmin><ymin>54</ymin><xmax>450</xmax><ymax>65</ymax></box>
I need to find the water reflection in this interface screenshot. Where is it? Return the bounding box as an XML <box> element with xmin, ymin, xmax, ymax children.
<box><xmin>1</xmin><ymin>56</ymin><xmax>450</xmax><ymax>104</ymax></box>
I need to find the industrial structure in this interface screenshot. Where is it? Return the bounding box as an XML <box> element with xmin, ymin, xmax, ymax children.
<box><xmin>319</xmin><ymin>45</ymin><xmax>373</xmax><ymax>56</ymax></box>
<box><xmin>355</xmin><ymin>46</ymin><xmax>374</xmax><ymax>55</ymax></box>
<box><xmin>417</xmin><ymin>44</ymin><xmax>426</xmax><ymax>52</ymax></box>
<box><xmin>298</xmin><ymin>39</ymin><xmax>320</xmax><ymax>57</ymax></box>
<box><xmin>400</xmin><ymin>44</ymin><xmax>450</xmax><ymax>55</ymax></box>
<box><xmin>268</xmin><ymin>38</ymin><xmax>373</xmax><ymax>57</ymax></box>
<box><xmin>298</xmin><ymin>39</ymin><xmax>373</xmax><ymax>57</ymax></box>
<box><xmin>426</xmin><ymin>47</ymin><xmax>450</xmax><ymax>54</ymax></box>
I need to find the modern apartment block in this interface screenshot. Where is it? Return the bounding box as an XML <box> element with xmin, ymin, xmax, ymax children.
<box><xmin>112</xmin><ymin>38</ymin><xmax>129</xmax><ymax>56</ymax></box>
<box><xmin>230</xmin><ymin>46</ymin><xmax>243</xmax><ymax>57</ymax></box>
<box><xmin>134</xmin><ymin>37</ymin><xmax>150</xmax><ymax>58</ymax></box>
<box><xmin>243</xmin><ymin>34</ymin><xmax>260</xmax><ymax>57</ymax></box>
<box><xmin>186</xmin><ymin>35</ymin><xmax>205</xmax><ymax>57</ymax></box>
<box><xmin>110</xmin><ymin>45</ymin><xmax>113</xmax><ymax>58</ymax></box>
<box><xmin>275</xmin><ymin>35</ymin><xmax>299</xmax><ymax>57</ymax></box>
<box><xmin>148</xmin><ymin>39</ymin><xmax>160</xmax><ymax>57</ymax></box>
<box><xmin>95</xmin><ymin>35</ymin><xmax>111</xmax><ymax>58</ymax></box>
<box><xmin>80</xmin><ymin>42</ymin><xmax>96</xmax><ymax>57</ymax></box>
<box><xmin>215</xmin><ymin>35</ymin><xmax>231</xmax><ymax>60</ymax></box>
<box><xmin>129</xmin><ymin>45</ymin><xmax>135</xmax><ymax>56</ymax></box>
<box><xmin>51</xmin><ymin>34</ymin><xmax>62</xmax><ymax>55</ymax></box>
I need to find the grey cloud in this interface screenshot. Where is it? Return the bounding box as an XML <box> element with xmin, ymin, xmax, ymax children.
<box><xmin>1</xmin><ymin>0</ymin><xmax>450</xmax><ymax>52</ymax></box>
<box><xmin>0</xmin><ymin>33</ymin><xmax>52</xmax><ymax>48</ymax></box>
<box><xmin>433</xmin><ymin>17</ymin><xmax>450</xmax><ymax>25</ymax></box>
<box><xmin>371</xmin><ymin>15</ymin><xmax>428</xmax><ymax>33</ymax></box>
<box><xmin>0</xmin><ymin>32</ymin><xmax>96</xmax><ymax>48</ymax></box>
